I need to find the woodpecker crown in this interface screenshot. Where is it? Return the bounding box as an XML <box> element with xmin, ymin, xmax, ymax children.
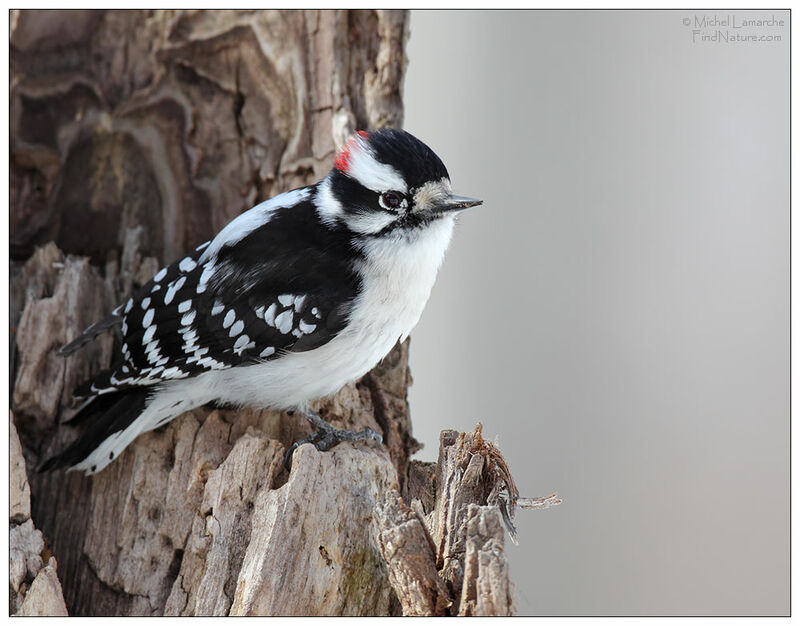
<box><xmin>334</xmin><ymin>128</ymin><xmax>450</xmax><ymax>191</ymax></box>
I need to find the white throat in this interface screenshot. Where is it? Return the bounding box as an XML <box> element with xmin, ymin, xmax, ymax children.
<box><xmin>353</xmin><ymin>215</ymin><xmax>456</xmax><ymax>344</ymax></box>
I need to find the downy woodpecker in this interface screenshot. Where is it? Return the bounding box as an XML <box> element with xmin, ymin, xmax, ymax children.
<box><xmin>43</xmin><ymin>128</ymin><xmax>482</xmax><ymax>474</ymax></box>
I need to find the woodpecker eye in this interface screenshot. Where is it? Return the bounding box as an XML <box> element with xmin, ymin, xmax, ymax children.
<box><xmin>379</xmin><ymin>191</ymin><xmax>406</xmax><ymax>212</ymax></box>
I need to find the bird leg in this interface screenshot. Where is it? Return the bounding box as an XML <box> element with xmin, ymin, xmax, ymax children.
<box><xmin>284</xmin><ymin>408</ymin><xmax>383</xmax><ymax>470</ymax></box>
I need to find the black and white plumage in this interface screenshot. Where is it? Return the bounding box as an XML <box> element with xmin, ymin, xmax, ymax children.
<box><xmin>44</xmin><ymin>128</ymin><xmax>482</xmax><ymax>475</ymax></box>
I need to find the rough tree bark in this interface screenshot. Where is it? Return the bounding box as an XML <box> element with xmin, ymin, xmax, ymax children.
<box><xmin>10</xmin><ymin>9</ymin><xmax>531</xmax><ymax>616</ymax></box>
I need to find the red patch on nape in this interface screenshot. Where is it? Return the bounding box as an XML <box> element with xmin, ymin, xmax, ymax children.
<box><xmin>334</xmin><ymin>130</ymin><xmax>370</xmax><ymax>172</ymax></box>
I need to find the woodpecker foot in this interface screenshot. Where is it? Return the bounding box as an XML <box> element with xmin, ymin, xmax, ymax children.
<box><xmin>284</xmin><ymin>409</ymin><xmax>383</xmax><ymax>470</ymax></box>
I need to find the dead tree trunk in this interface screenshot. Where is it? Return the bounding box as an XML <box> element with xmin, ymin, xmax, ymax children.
<box><xmin>10</xmin><ymin>9</ymin><xmax>521</xmax><ymax>616</ymax></box>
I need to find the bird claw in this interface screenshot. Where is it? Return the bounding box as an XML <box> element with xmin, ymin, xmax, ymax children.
<box><xmin>284</xmin><ymin>411</ymin><xmax>383</xmax><ymax>471</ymax></box>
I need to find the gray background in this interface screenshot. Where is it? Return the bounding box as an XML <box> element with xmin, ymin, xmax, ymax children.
<box><xmin>403</xmin><ymin>10</ymin><xmax>789</xmax><ymax>616</ymax></box>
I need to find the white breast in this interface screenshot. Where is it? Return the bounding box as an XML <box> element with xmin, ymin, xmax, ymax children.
<box><xmin>199</xmin><ymin>216</ymin><xmax>456</xmax><ymax>410</ymax></box>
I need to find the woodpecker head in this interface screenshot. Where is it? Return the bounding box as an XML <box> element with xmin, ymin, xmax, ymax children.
<box><xmin>315</xmin><ymin>128</ymin><xmax>482</xmax><ymax>237</ymax></box>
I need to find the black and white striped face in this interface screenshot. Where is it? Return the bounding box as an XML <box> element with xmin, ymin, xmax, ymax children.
<box><xmin>315</xmin><ymin>129</ymin><xmax>476</xmax><ymax>237</ymax></box>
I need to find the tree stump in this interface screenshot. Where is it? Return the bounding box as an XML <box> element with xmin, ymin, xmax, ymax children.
<box><xmin>10</xmin><ymin>9</ymin><xmax>525</xmax><ymax>616</ymax></box>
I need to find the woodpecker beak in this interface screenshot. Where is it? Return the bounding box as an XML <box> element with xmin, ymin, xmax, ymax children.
<box><xmin>434</xmin><ymin>194</ymin><xmax>483</xmax><ymax>213</ymax></box>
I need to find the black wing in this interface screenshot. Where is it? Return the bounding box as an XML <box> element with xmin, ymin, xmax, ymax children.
<box><xmin>69</xmin><ymin>197</ymin><xmax>362</xmax><ymax>398</ymax></box>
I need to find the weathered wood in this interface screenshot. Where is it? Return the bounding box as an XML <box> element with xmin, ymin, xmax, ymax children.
<box><xmin>12</xmin><ymin>244</ymin><xmax>115</xmax><ymax>439</ymax></box>
<box><xmin>376</xmin><ymin>492</ymin><xmax>452</xmax><ymax>616</ymax></box>
<box><xmin>15</xmin><ymin>558</ymin><xmax>69</xmax><ymax>617</ymax></box>
<box><xmin>10</xmin><ymin>521</ymin><xmax>45</xmax><ymax>609</ymax></box>
<box><xmin>229</xmin><ymin>444</ymin><xmax>396</xmax><ymax>616</ymax></box>
<box><xmin>10</xmin><ymin>9</ymin><xmax>408</xmax><ymax>264</ymax></box>
<box><xmin>377</xmin><ymin>424</ymin><xmax>519</xmax><ymax>616</ymax></box>
<box><xmin>164</xmin><ymin>433</ymin><xmax>284</xmax><ymax>616</ymax></box>
<box><xmin>9</xmin><ymin>9</ymin><xmax>535</xmax><ymax>617</ymax></box>
<box><xmin>10</xmin><ymin>415</ymin><xmax>69</xmax><ymax>616</ymax></box>
<box><xmin>428</xmin><ymin>426</ymin><xmax>518</xmax><ymax>613</ymax></box>
<box><xmin>10</xmin><ymin>414</ymin><xmax>31</xmax><ymax>524</ymax></box>
<box><xmin>459</xmin><ymin>505</ymin><xmax>511</xmax><ymax>616</ymax></box>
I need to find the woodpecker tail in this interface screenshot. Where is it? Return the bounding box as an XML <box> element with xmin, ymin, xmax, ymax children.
<box><xmin>38</xmin><ymin>390</ymin><xmax>149</xmax><ymax>474</ymax></box>
<box><xmin>57</xmin><ymin>311</ymin><xmax>122</xmax><ymax>356</ymax></box>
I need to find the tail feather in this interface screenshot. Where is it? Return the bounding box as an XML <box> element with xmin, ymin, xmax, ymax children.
<box><xmin>58</xmin><ymin>312</ymin><xmax>122</xmax><ymax>356</ymax></box>
<box><xmin>71</xmin><ymin>365</ymin><xmax>156</xmax><ymax>401</ymax></box>
<box><xmin>63</xmin><ymin>391</ymin><xmax>127</xmax><ymax>425</ymax></box>
<box><xmin>39</xmin><ymin>390</ymin><xmax>148</xmax><ymax>473</ymax></box>
<box><xmin>72</xmin><ymin>368</ymin><xmax>125</xmax><ymax>400</ymax></box>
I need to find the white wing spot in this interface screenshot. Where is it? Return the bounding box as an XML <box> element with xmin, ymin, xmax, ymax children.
<box><xmin>298</xmin><ymin>320</ymin><xmax>317</xmax><ymax>334</ymax></box>
<box><xmin>151</xmin><ymin>284</ymin><xmax>161</xmax><ymax>292</ymax></box>
<box><xmin>223</xmin><ymin>310</ymin><xmax>235</xmax><ymax>329</ymax></box>
<box><xmin>278</xmin><ymin>294</ymin><xmax>294</xmax><ymax>307</ymax></box>
<box><xmin>259</xmin><ymin>346</ymin><xmax>275</xmax><ymax>358</ymax></box>
<box><xmin>164</xmin><ymin>276</ymin><xmax>186</xmax><ymax>305</ymax></box>
<box><xmin>154</xmin><ymin>267</ymin><xmax>167</xmax><ymax>282</ymax></box>
<box><xmin>125</xmin><ymin>298</ymin><xmax>134</xmax><ymax>314</ymax></box>
<box><xmin>178</xmin><ymin>300</ymin><xmax>192</xmax><ymax>313</ymax></box>
<box><xmin>229</xmin><ymin>320</ymin><xmax>244</xmax><ymax>337</ymax></box>
<box><xmin>264</xmin><ymin>303</ymin><xmax>278</xmax><ymax>326</ymax></box>
<box><xmin>141</xmin><ymin>297</ymin><xmax>151</xmax><ymax>310</ymax></box>
<box><xmin>142</xmin><ymin>308</ymin><xmax>155</xmax><ymax>328</ymax></box>
<box><xmin>293</xmin><ymin>295</ymin><xmax>308</xmax><ymax>312</ymax></box>
<box><xmin>197</xmin><ymin>263</ymin><xmax>215</xmax><ymax>294</ymax></box>
<box><xmin>211</xmin><ymin>300</ymin><xmax>224</xmax><ymax>316</ymax></box>
<box><xmin>312</xmin><ymin>307</ymin><xmax>321</xmax><ymax>318</ymax></box>
<box><xmin>179</xmin><ymin>257</ymin><xmax>197</xmax><ymax>273</ymax></box>
<box><xmin>233</xmin><ymin>334</ymin><xmax>251</xmax><ymax>353</ymax></box>
<box><xmin>143</xmin><ymin>325</ymin><xmax>156</xmax><ymax>343</ymax></box>
<box><xmin>146</xmin><ymin>344</ymin><xmax>162</xmax><ymax>365</ymax></box>
<box><xmin>181</xmin><ymin>328</ymin><xmax>198</xmax><ymax>344</ymax></box>
<box><xmin>162</xmin><ymin>367</ymin><xmax>188</xmax><ymax>380</ymax></box>
<box><xmin>186</xmin><ymin>346</ymin><xmax>210</xmax><ymax>363</ymax></box>
<box><xmin>181</xmin><ymin>310</ymin><xmax>196</xmax><ymax>326</ymax></box>
<box><xmin>196</xmin><ymin>355</ymin><xmax>227</xmax><ymax>370</ymax></box>
<box><xmin>275</xmin><ymin>309</ymin><xmax>293</xmax><ymax>334</ymax></box>
<box><xmin>292</xmin><ymin>329</ymin><xmax>303</xmax><ymax>338</ymax></box>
